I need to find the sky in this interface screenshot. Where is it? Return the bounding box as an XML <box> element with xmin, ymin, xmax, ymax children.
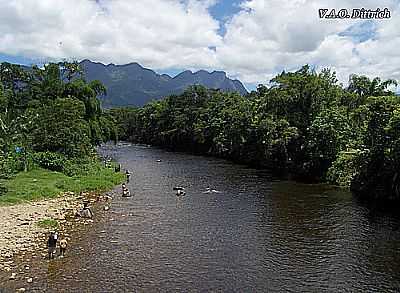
<box><xmin>0</xmin><ymin>0</ymin><xmax>400</xmax><ymax>91</ymax></box>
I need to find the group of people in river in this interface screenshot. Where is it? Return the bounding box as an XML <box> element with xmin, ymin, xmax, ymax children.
<box><xmin>46</xmin><ymin>164</ymin><xmax>133</xmax><ymax>260</ymax></box>
<box><xmin>45</xmin><ymin>162</ymin><xmax>222</xmax><ymax>260</ymax></box>
<box><xmin>47</xmin><ymin>197</ymin><xmax>95</xmax><ymax>260</ymax></box>
<box><xmin>174</xmin><ymin>186</ymin><xmax>220</xmax><ymax>196</ymax></box>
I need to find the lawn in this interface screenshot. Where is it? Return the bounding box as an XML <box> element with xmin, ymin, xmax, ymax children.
<box><xmin>0</xmin><ymin>163</ymin><xmax>124</xmax><ymax>205</ymax></box>
<box><xmin>37</xmin><ymin>218</ymin><xmax>60</xmax><ymax>229</ymax></box>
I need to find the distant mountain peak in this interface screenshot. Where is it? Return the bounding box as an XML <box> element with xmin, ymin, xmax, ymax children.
<box><xmin>79</xmin><ymin>60</ymin><xmax>248</xmax><ymax>107</ymax></box>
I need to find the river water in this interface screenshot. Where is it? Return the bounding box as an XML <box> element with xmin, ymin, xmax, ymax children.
<box><xmin>6</xmin><ymin>143</ymin><xmax>400</xmax><ymax>292</ymax></box>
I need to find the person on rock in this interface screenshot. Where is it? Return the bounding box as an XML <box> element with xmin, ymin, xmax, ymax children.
<box><xmin>80</xmin><ymin>201</ymin><xmax>94</xmax><ymax>219</ymax></box>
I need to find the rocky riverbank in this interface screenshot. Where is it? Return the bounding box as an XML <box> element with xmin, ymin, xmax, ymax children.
<box><xmin>0</xmin><ymin>190</ymin><xmax>114</xmax><ymax>292</ymax></box>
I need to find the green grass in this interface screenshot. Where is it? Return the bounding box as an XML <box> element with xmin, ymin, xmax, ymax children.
<box><xmin>0</xmin><ymin>163</ymin><xmax>124</xmax><ymax>205</ymax></box>
<box><xmin>37</xmin><ymin>218</ymin><xmax>59</xmax><ymax>229</ymax></box>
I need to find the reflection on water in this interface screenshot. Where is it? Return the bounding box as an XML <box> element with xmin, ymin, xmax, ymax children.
<box><xmin>8</xmin><ymin>144</ymin><xmax>400</xmax><ymax>292</ymax></box>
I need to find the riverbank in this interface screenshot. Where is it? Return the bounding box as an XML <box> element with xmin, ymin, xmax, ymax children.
<box><xmin>0</xmin><ymin>188</ymin><xmax>118</xmax><ymax>291</ymax></box>
<box><xmin>0</xmin><ymin>192</ymin><xmax>80</xmax><ymax>272</ymax></box>
<box><xmin>0</xmin><ymin>163</ymin><xmax>124</xmax><ymax>290</ymax></box>
<box><xmin>0</xmin><ymin>164</ymin><xmax>124</xmax><ymax>205</ymax></box>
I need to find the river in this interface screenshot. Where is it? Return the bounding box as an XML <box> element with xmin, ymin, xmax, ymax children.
<box><xmin>5</xmin><ymin>143</ymin><xmax>400</xmax><ymax>292</ymax></box>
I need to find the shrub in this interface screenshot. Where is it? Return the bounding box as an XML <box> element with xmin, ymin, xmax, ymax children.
<box><xmin>0</xmin><ymin>182</ymin><xmax>7</xmax><ymax>196</ymax></box>
<box><xmin>326</xmin><ymin>149</ymin><xmax>366</xmax><ymax>187</ymax></box>
<box><xmin>0</xmin><ymin>151</ymin><xmax>25</xmax><ymax>179</ymax></box>
<box><xmin>37</xmin><ymin>218</ymin><xmax>59</xmax><ymax>229</ymax></box>
<box><xmin>61</xmin><ymin>158</ymin><xmax>97</xmax><ymax>177</ymax></box>
<box><xmin>32</xmin><ymin>151</ymin><xmax>67</xmax><ymax>172</ymax></box>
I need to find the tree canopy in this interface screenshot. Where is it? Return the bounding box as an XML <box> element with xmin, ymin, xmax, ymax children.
<box><xmin>108</xmin><ymin>65</ymin><xmax>400</xmax><ymax>202</ymax></box>
<box><xmin>0</xmin><ymin>61</ymin><xmax>117</xmax><ymax>181</ymax></box>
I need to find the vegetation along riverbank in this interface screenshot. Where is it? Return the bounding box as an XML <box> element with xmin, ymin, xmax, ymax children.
<box><xmin>108</xmin><ymin>65</ymin><xmax>400</xmax><ymax>202</ymax></box>
<box><xmin>0</xmin><ymin>61</ymin><xmax>124</xmax><ymax>201</ymax></box>
<box><xmin>1</xmin><ymin>61</ymin><xmax>399</xmax><ymax>208</ymax></box>
<box><xmin>0</xmin><ymin>61</ymin><xmax>124</xmax><ymax>277</ymax></box>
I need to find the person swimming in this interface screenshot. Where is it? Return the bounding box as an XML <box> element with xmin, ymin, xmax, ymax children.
<box><xmin>203</xmin><ymin>187</ymin><xmax>220</xmax><ymax>194</ymax></box>
<box><xmin>174</xmin><ymin>187</ymin><xmax>186</xmax><ymax>196</ymax></box>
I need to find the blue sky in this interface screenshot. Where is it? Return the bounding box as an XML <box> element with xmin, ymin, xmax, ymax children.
<box><xmin>209</xmin><ymin>0</ymin><xmax>242</xmax><ymax>35</ymax></box>
<box><xmin>0</xmin><ymin>0</ymin><xmax>399</xmax><ymax>91</ymax></box>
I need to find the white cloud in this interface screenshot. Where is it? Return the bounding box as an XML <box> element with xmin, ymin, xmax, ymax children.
<box><xmin>0</xmin><ymin>0</ymin><xmax>221</xmax><ymax>68</ymax></box>
<box><xmin>0</xmin><ymin>0</ymin><xmax>399</xmax><ymax>88</ymax></box>
<box><xmin>217</xmin><ymin>0</ymin><xmax>400</xmax><ymax>86</ymax></box>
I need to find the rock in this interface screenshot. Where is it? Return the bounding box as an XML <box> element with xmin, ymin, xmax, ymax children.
<box><xmin>18</xmin><ymin>222</ymin><xmax>30</xmax><ymax>226</ymax></box>
<box><xmin>104</xmin><ymin>206</ymin><xmax>110</xmax><ymax>211</ymax></box>
<box><xmin>17</xmin><ymin>288</ymin><xmax>26</xmax><ymax>292</ymax></box>
<box><xmin>27</xmin><ymin>277</ymin><xmax>33</xmax><ymax>283</ymax></box>
<box><xmin>10</xmin><ymin>272</ymin><xmax>16</xmax><ymax>280</ymax></box>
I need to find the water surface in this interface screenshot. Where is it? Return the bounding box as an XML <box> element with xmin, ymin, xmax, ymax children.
<box><xmin>10</xmin><ymin>144</ymin><xmax>400</xmax><ymax>292</ymax></box>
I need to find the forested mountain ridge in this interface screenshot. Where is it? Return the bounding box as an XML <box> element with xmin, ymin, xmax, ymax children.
<box><xmin>79</xmin><ymin>59</ymin><xmax>247</xmax><ymax>107</ymax></box>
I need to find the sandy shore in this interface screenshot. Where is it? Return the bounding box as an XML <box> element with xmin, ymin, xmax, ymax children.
<box><xmin>0</xmin><ymin>192</ymin><xmax>112</xmax><ymax>275</ymax></box>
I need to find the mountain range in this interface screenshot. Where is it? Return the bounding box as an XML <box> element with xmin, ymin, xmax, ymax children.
<box><xmin>79</xmin><ymin>60</ymin><xmax>247</xmax><ymax>107</ymax></box>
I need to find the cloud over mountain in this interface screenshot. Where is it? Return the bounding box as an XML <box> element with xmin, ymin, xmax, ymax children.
<box><xmin>0</xmin><ymin>0</ymin><xmax>399</xmax><ymax>87</ymax></box>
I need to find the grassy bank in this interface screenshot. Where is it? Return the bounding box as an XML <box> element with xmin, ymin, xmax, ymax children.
<box><xmin>0</xmin><ymin>163</ymin><xmax>124</xmax><ymax>205</ymax></box>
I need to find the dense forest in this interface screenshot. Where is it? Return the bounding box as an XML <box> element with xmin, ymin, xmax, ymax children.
<box><xmin>1</xmin><ymin>62</ymin><xmax>399</xmax><ymax>202</ymax></box>
<box><xmin>0</xmin><ymin>62</ymin><xmax>118</xmax><ymax>196</ymax></box>
<box><xmin>108</xmin><ymin>65</ymin><xmax>400</xmax><ymax>202</ymax></box>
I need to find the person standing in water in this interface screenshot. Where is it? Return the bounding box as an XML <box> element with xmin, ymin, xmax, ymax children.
<box><xmin>125</xmin><ymin>170</ymin><xmax>131</xmax><ymax>183</ymax></box>
<box><xmin>47</xmin><ymin>231</ymin><xmax>58</xmax><ymax>260</ymax></box>
<box><xmin>59</xmin><ymin>237</ymin><xmax>68</xmax><ymax>257</ymax></box>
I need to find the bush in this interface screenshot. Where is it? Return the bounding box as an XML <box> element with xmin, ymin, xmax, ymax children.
<box><xmin>326</xmin><ymin>149</ymin><xmax>366</xmax><ymax>187</ymax></box>
<box><xmin>0</xmin><ymin>182</ymin><xmax>7</xmax><ymax>196</ymax></box>
<box><xmin>62</xmin><ymin>158</ymin><xmax>98</xmax><ymax>177</ymax></box>
<box><xmin>0</xmin><ymin>151</ymin><xmax>25</xmax><ymax>179</ymax></box>
<box><xmin>32</xmin><ymin>151</ymin><xmax>67</xmax><ymax>172</ymax></box>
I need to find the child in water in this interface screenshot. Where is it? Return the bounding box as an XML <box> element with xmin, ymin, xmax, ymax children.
<box><xmin>59</xmin><ymin>238</ymin><xmax>68</xmax><ymax>257</ymax></box>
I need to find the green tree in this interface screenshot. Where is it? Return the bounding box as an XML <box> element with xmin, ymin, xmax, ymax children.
<box><xmin>29</xmin><ymin>98</ymin><xmax>92</xmax><ymax>158</ymax></box>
